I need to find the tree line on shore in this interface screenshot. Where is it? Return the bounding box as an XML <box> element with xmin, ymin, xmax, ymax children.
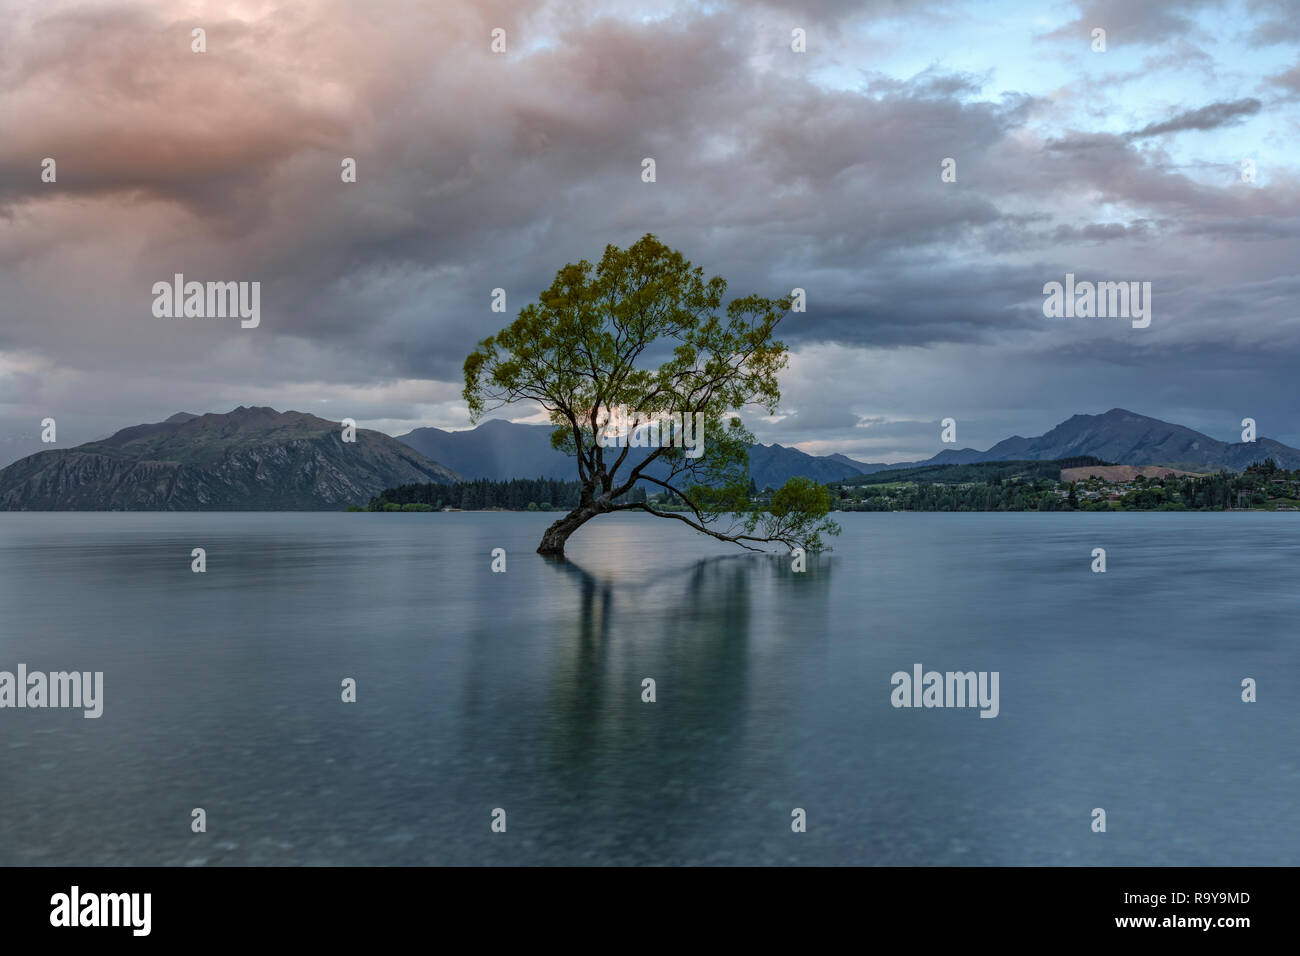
<box><xmin>836</xmin><ymin>459</ymin><xmax>1299</xmax><ymax>512</ymax></box>
<box><xmin>364</xmin><ymin>478</ymin><xmax>647</xmax><ymax>512</ymax></box>
<box><xmin>361</xmin><ymin>460</ymin><xmax>1299</xmax><ymax>514</ymax></box>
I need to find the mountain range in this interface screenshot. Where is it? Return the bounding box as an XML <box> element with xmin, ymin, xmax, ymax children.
<box><xmin>0</xmin><ymin>407</ymin><xmax>1292</xmax><ymax>510</ymax></box>
<box><xmin>0</xmin><ymin>407</ymin><xmax>461</xmax><ymax>510</ymax></box>
<box><xmin>396</xmin><ymin>420</ymin><xmax>860</xmax><ymax>488</ymax></box>
<box><xmin>401</xmin><ymin>408</ymin><xmax>1299</xmax><ymax>484</ymax></box>
<box><xmin>882</xmin><ymin>408</ymin><xmax>1299</xmax><ymax>473</ymax></box>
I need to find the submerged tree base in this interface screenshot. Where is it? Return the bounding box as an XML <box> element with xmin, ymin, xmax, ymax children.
<box><xmin>537</xmin><ymin>504</ymin><xmax>604</xmax><ymax>555</ymax></box>
<box><xmin>535</xmin><ymin>480</ymin><xmax>840</xmax><ymax>556</ymax></box>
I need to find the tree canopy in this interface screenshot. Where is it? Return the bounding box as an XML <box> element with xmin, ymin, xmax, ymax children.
<box><xmin>463</xmin><ymin>234</ymin><xmax>839</xmax><ymax>555</ymax></box>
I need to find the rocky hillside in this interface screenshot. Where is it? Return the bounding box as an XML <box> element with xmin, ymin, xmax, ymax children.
<box><xmin>869</xmin><ymin>409</ymin><xmax>1300</xmax><ymax>473</ymax></box>
<box><xmin>976</xmin><ymin>409</ymin><xmax>1300</xmax><ymax>471</ymax></box>
<box><xmin>0</xmin><ymin>407</ymin><xmax>463</xmax><ymax>510</ymax></box>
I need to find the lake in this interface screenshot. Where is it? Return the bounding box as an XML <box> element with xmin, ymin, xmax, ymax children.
<box><xmin>0</xmin><ymin>511</ymin><xmax>1296</xmax><ymax>865</ymax></box>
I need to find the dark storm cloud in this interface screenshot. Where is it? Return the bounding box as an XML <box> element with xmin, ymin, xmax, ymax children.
<box><xmin>1049</xmin><ymin>221</ymin><xmax>1154</xmax><ymax>242</ymax></box>
<box><xmin>1264</xmin><ymin>61</ymin><xmax>1300</xmax><ymax>99</ymax></box>
<box><xmin>1044</xmin><ymin>0</ymin><xmax>1225</xmax><ymax>43</ymax></box>
<box><xmin>4</xmin><ymin>0</ymin><xmax>1282</xmax><ymax>381</ymax></box>
<box><xmin>1</xmin><ymin>0</ymin><xmax>1299</xmax><ymax>464</ymax></box>
<box><xmin>1126</xmin><ymin>97</ymin><xmax>1262</xmax><ymax>138</ymax></box>
<box><xmin>1243</xmin><ymin>0</ymin><xmax>1300</xmax><ymax>45</ymax></box>
<box><xmin>0</xmin><ymin>7</ymin><xmax>345</xmax><ymax>216</ymax></box>
<box><xmin>1</xmin><ymin>4</ymin><xmax>1045</xmax><ymax>378</ymax></box>
<box><xmin>753</xmin><ymin>0</ymin><xmax>945</xmax><ymax>21</ymax></box>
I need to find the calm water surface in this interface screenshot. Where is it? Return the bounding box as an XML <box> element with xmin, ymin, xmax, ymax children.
<box><xmin>1</xmin><ymin>512</ymin><xmax>1296</xmax><ymax>865</ymax></box>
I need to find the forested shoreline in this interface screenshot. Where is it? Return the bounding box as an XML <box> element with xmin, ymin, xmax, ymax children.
<box><xmin>361</xmin><ymin>460</ymin><xmax>1300</xmax><ymax>513</ymax></box>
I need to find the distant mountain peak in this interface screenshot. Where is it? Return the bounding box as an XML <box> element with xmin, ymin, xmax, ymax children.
<box><xmin>396</xmin><ymin>419</ymin><xmax>867</xmax><ymax>486</ymax></box>
<box><xmin>0</xmin><ymin>406</ymin><xmax>462</xmax><ymax>510</ymax></box>
<box><xmin>964</xmin><ymin>408</ymin><xmax>1297</xmax><ymax>472</ymax></box>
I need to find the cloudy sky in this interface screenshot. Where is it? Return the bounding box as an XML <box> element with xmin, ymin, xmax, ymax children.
<box><xmin>1</xmin><ymin>0</ymin><xmax>1297</xmax><ymax>467</ymax></box>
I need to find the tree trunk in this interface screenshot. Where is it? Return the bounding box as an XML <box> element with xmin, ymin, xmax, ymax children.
<box><xmin>537</xmin><ymin>501</ymin><xmax>603</xmax><ymax>555</ymax></box>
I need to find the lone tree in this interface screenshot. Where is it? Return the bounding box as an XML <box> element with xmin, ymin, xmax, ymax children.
<box><xmin>463</xmin><ymin>234</ymin><xmax>840</xmax><ymax>556</ymax></box>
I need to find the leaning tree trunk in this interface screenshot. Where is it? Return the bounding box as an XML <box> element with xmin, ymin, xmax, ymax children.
<box><xmin>537</xmin><ymin>499</ymin><xmax>606</xmax><ymax>555</ymax></box>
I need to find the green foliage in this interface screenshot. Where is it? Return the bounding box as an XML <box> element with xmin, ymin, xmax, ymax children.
<box><xmin>751</xmin><ymin>476</ymin><xmax>840</xmax><ymax>551</ymax></box>
<box><xmin>839</xmin><ymin>460</ymin><xmax>1300</xmax><ymax>512</ymax></box>
<box><xmin>461</xmin><ymin>234</ymin><xmax>837</xmax><ymax>552</ymax></box>
<box><xmin>464</xmin><ymin>234</ymin><xmax>788</xmax><ymax>435</ymax></box>
<box><xmin>1245</xmin><ymin>457</ymin><xmax>1279</xmax><ymax>475</ymax></box>
<box><xmin>844</xmin><ymin>456</ymin><xmax>1112</xmax><ymax>487</ymax></box>
<box><xmin>368</xmin><ymin>479</ymin><xmax>646</xmax><ymax>511</ymax></box>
